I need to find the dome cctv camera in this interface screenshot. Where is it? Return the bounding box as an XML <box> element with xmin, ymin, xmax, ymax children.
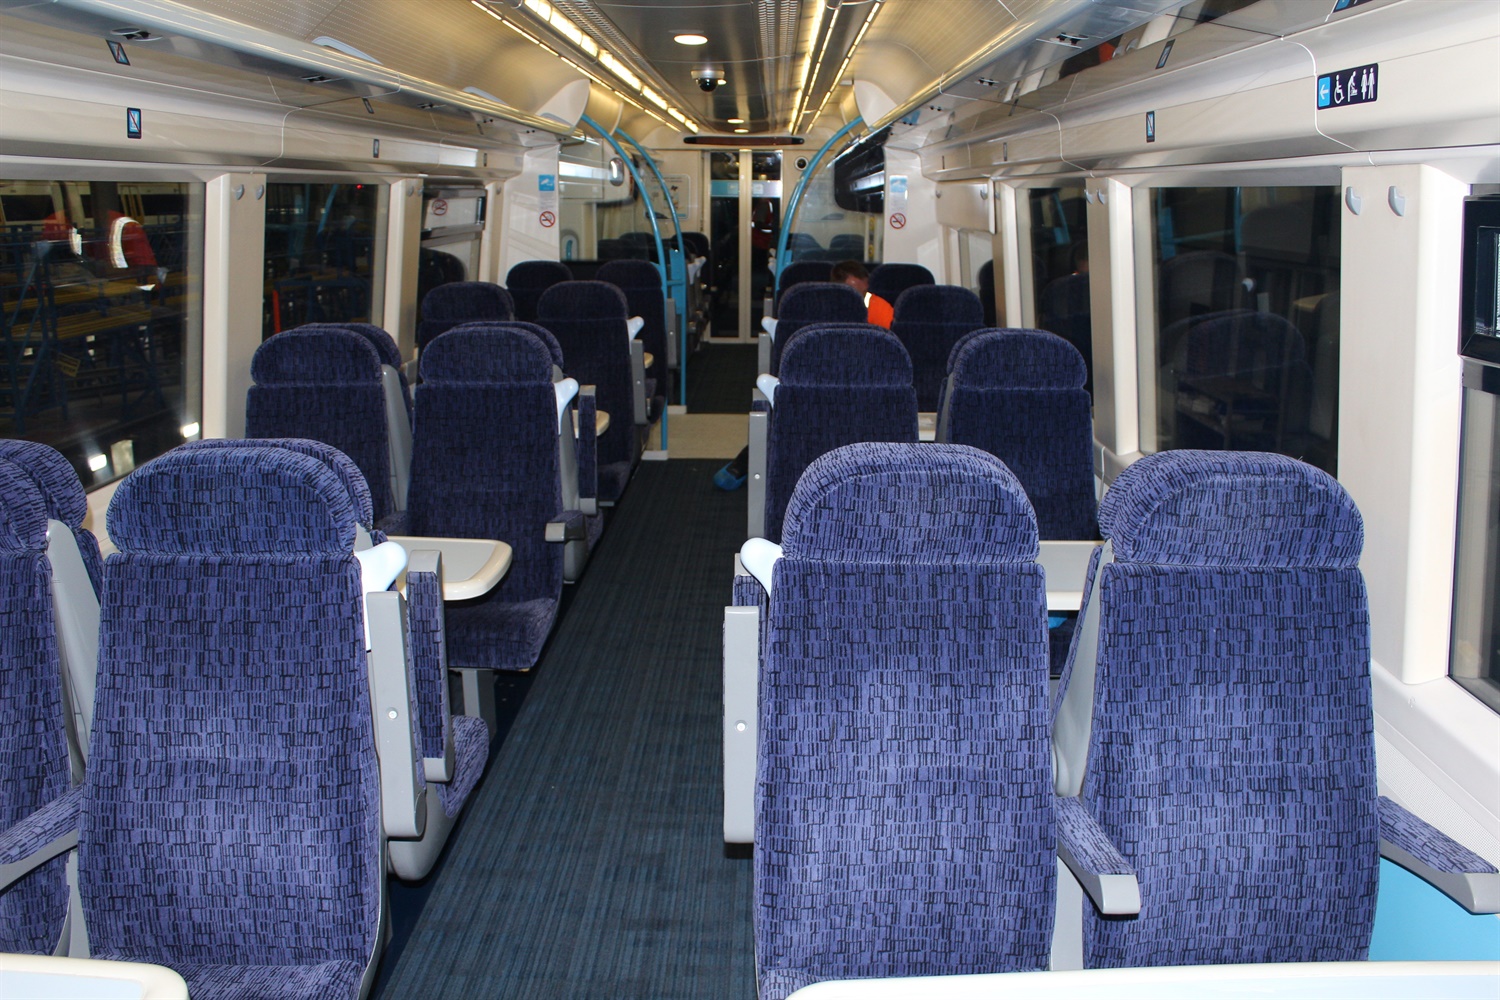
<box><xmin>693</xmin><ymin>68</ymin><xmax>725</xmax><ymax>92</ymax></box>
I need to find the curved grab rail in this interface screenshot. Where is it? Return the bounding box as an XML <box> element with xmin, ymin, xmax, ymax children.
<box><xmin>773</xmin><ymin>116</ymin><xmax>865</xmax><ymax>287</ymax></box>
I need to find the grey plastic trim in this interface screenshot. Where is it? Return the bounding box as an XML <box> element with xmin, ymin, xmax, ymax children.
<box><xmin>1381</xmin><ymin>840</ymin><xmax>1500</xmax><ymax>915</ymax></box>
<box><xmin>45</xmin><ymin>520</ymin><xmax>100</xmax><ymax>776</ymax></box>
<box><xmin>382</xmin><ymin>366</ymin><xmax>412</xmax><ymax>512</ymax></box>
<box><xmin>747</xmin><ymin>398</ymin><xmax>769</xmax><ymax>539</ymax></box>
<box><xmin>455</xmin><ymin>667</ymin><xmax>498</xmax><ymax>739</ymax></box>
<box><xmin>1057</xmin><ymin>823</ymin><xmax>1142</xmax><ymax>916</ymax></box>
<box><xmin>758</xmin><ymin>333</ymin><xmax>772</xmax><ymax>375</ymax></box>
<box><xmin>723</xmin><ymin>555</ymin><xmax>760</xmax><ymax>845</ymax></box>
<box><xmin>630</xmin><ymin>339</ymin><xmax>648</xmax><ymax>425</ymax></box>
<box><xmin>389</xmin><ymin>783</ymin><xmax>458</xmax><ymax>881</ymax></box>
<box><xmin>365</xmin><ymin>590</ymin><xmax>426</xmax><ymax>842</ymax></box>
<box><xmin>935</xmin><ymin>372</ymin><xmax>957</xmax><ymax>442</ymax></box>
<box><xmin>55</xmin><ymin>0</ymin><xmax>576</xmax><ymax>134</ymax></box>
<box><xmin>1053</xmin><ymin>540</ymin><xmax>1113</xmax><ymax>798</ymax></box>
<box><xmin>64</xmin><ymin>850</ymin><xmax>87</xmax><ymax>957</ymax></box>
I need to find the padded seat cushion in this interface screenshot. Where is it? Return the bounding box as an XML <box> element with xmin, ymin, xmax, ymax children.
<box><xmin>443</xmin><ymin>596</ymin><xmax>558</xmax><ymax>671</ymax></box>
<box><xmin>166</xmin><ymin>960</ymin><xmax>365</xmax><ymax>1000</ymax></box>
<box><xmin>597</xmin><ymin>461</ymin><xmax>632</xmax><ymax>503</ymax></box>
<box><xmin>435</xmin><ymin>715</ymin><xmax>490</xmax><ymax>818</ymax></box>
<box><xmin>182</xmin><ymin>439</ymin><xmax>375</xmax><ymax>530</ymax></box>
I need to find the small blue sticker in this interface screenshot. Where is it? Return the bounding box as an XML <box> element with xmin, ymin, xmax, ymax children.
<box><xmin>1146</xmin><ymin>110</ymin><xmax>1156</xmax><ymax>143</ymax></box>
<box><xmin>1333</xmin><ymin>0</ymin><xmax>1376</xmax><ymax>10</ymax></box>
<box><xmin>1156</xmin><ymin>39</ymin><xmax>1174</xmax><ymax>70</ymax></box>
<box><xmin>1317</xmin><ymin>63</ymin><xmax>1378</xmax><ymax>109</ymax></box>
<box><xmin>126</xmin><ymin>108</ymin><xmax>142</xmax><ymax>139</ymax></box>
<box><xmin>539</xmin><ymin>174</ymin><xmax>557</xmax><ymax>192</ymax></box>
<box><xmin>107</xmin><ymin>39</ymin><xmax>129</xmax><ymax>65</ymax></box>
<box><xmin>890</xmin><ymin>176</ymin><xmax>908</xmax><ymax>196</ymax></box>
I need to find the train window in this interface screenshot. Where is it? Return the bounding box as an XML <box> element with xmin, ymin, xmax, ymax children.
<box><xmin>262</xmin><ymin>182</ymin><xmax>381</xmax><ymax>339</ymax></box>
<box><xmin>0</xmin><ymin>179</ymin><xmax>201</xmax><ymax>488</ymax></box>
<box><xmin>1025</xmin><ymin>186</ymin><xmax>1092</xmax><ymax>387</ymax></box>
<box><xmin>955</xmin><ymin>230</ymin><xmax>996</xmax><ymax>326</ymax></box>
<box><xmin>1139</xmin><ymin>185</ymin><xmax>1340</xmax><ymax>473</ymax></box>
<box><xmin>787</xmin><ymin>148</ymin><xmax>880</xmax><ymax>268</ymax></box>
<box><xmin>1452</xmin><ymin>371</ymin><xmax>1500</xmax><ymax>713</ymax></box>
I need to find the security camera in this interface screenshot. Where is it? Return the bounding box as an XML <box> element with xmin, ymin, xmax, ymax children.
<box><xmin>693</xmin><ymin>68</ymin><xmax>725</xmax><ymax>92</ymax></box>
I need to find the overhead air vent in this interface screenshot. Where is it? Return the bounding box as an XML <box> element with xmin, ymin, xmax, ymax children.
<box><xmin>683</xmin><ymin>135</ymin><xmax>806</xmax><ymax>147</ymax></box>
<box><xmin>417</xmin><ymin>102</ymin><xmax>444</xmax><ymax>111</ymax></box>
<box><xmin>110</xmin><ymin>26</ymin><xmax>161</xmax><ymax>41</ymax></box>
<box><xmin>301</xmin><ymin>74</ymin><xmax>337</xmax><ymax>85</ymax></box>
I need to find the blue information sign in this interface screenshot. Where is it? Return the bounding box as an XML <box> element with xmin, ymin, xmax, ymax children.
<box><xmin>1317</xmin><ymin>63</ymin><xmax>1378</xmax><ymax>109</ymax></box>
<box><xmin>126</xmin><ymin>107</ymin><xmax>142</xmax><ymax>139</ymax></box>
<box><xmin>1333</xmin><ymin>0</ymin><xmax>1378</xmax><ymax>10</ymax></box>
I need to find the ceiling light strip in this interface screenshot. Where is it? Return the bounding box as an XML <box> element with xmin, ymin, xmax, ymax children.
<box><xmin>787</xmin><ymin>0</ymin><xmax>832</xmax><ymax>131</ymax></box>
<box><xmin>804</xmin><ymin>0</ymin><xmax>883</xmax><ymax>129</ymax></box>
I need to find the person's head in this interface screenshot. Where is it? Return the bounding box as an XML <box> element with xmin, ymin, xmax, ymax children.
<box><xmin>1072</xmin><ymin>242</ymin><xmax>1089</xmax><ymax>275</ymax></box>
<box><xmin>830</xmin><ymin>259</ymin><xmax>869</xmax><ymax>295</ymax></box>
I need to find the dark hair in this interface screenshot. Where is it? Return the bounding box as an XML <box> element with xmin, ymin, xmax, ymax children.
<box><xmin>830</xmin><ymin>259</ymin><xmax>869</xmax><ymax>283</ymax></box>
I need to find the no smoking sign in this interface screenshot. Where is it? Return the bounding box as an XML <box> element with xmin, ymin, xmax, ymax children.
<box><xmin>539</xmin><ymin>210</ymin><xmax>556</xmax><ymax>228</ymax></box>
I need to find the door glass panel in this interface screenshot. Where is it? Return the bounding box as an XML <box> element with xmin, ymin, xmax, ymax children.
<box><xmin>1027</xmin><ymin>186</ymin><xmax>1092</xmax><ymax>390</ymax></box>
<box><xmin>263</xmin><ymin>182</ymin><xmax>380</xmax><ymax>339</ymax></box>
<box><xmin>1452</xmin><ymin>375</ymin><xmax>1500</xmax><ymax>713</ymax></box>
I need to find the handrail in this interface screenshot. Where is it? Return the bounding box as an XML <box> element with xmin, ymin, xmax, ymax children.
<box><xmin>612</xmin><ymin>127</ymin><xmax>689</xmax><ymax>410</ymax></box>
<box><xmin>580</xmin><ymin>114</ymin><xmax>668</xmax><ymax>448</ymax></box>
<box><xmin>773</xmin><ymin>116</ymin><xmax>864</xmax><ymax>290</ymax></box>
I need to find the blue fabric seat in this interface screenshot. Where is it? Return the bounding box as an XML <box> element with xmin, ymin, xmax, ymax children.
<box><xmin>506</xmin><ymin>260</ymin><xmax>572</xmax><ymax>323</ymax></box>
<box><xmin>538</xmin><ymin>280</ymin><xmax>645</xmax><ymax>502</ymax></box>
<box><xmin>398</xmin><ymin>324</ymin><xmax>586</xmax><ymax>670</ymax></box>
<box><xmin>293</xmin><ymin>321</ymin><xmax>413</xmax><ymax>419</ymax></box>
<box><xmin>0</xmin><ymin>440</ymin><xmax>104</xmax><ymax>596</ymax></box>
<box><xmin>246</xmin><ymin>325</ymin><xmax>409</xmax><ymax>522</ymax></box>
<box><xmin>938</xmin><ymin>329</ymin><xmax>1098</xmax><ymax>541</ymax></box>
<box><xmin>598</xmin><ymin>258</ymin><xmax>670</xmax><ymax>414</ymax></box>
<box><xmin>0</xmin><ymin>445</ymin><xmax>385</xmax><ymax>997</ymax></box>
<box><xmin>1053</xmin><ymin>450</ymin><xmax>1495</xmax><ymax>967</ymax></box>
<box><xmin>868</xmin><ymin>262</ymin><xmax>934</xmax><ymax>306</ymax></box>
<box><xmin>418</xmin><ymin>281</ymin><xmax>515</xmax><ymax>352</ymax></box>
<box><xmin>763</xmin><ymin>325</ymin><xmax>918</xmax><ymax>543</ymax></box>
<box><xmin>766</xmin><ymin>282</ymin><xmax>867</xmax><ymax>376</ymax></box>
<box><xmin>889</xmin><ymin>284</ymin><xmax>985</xmax><ymax>410</ymax></box>
<box><xmin>774</xmin><ymin>261</ymin><xmax>832</xmax><ymax>311</ymax></box>
<box><xmin>753</xmin><ymin>443</ymin><xmax>1056</xmax><ymax>998</ymax></box>
<box><xmin>0</xmin><ymin>457</ymin><xmax>73</xmax><ymax>954</ymax></box>
<box><xmin>1037</xmin><ymin>272</ymin><xmax>1092</xmax><ymax>394</ymax></box>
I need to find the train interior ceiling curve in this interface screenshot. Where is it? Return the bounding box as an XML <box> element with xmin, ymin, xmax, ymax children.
<box><xmin>1</xmin><ymin>0</ymin><xmax>1499</xmax><ymax>992</ymax></box>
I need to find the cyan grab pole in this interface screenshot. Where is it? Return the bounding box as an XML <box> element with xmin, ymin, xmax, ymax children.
<box><xmin>773</xmin><ymin>116</ymin><xmax>864</xmax><ymax>290</ymax></box>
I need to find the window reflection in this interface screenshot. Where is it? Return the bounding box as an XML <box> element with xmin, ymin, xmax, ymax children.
<box><xmin>1028</xmin><ymin>186</ymin><xmax>1092</xmax><ymax>393</ymax></box>
<box><xmin>0</xmin><ymin>179</ymin><xmax>200</xmax><ymax>486</ymax></box>
<box><xmin>262</xmin><ymin>182</ymin><xmax>379</xmax><ymax>339</ymax></box>
<box><xmin>1144</xmin><ymin>185</ymin><xmax>1340</xmax><ymax>472</ymax></box>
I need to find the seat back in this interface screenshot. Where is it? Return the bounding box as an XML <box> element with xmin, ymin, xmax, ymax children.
<box><xmin>537</xmin><ymin>281</ymin><xmax>638</xmax><ymax>480</ymax></box>
<box><xmin>247</xmin><ymin>326</ymin><xmax>401</xmax><ymax>521</ymax></box>
<box><xmin>89</xmin><ymin>445</ymin><xmax>382</xmax><ymax>973</ymax></box>
<box><xmin>417</xmin><ymin>281</ymin><xmax>514</xmax><ymax>352</ymax></box>
<box><xmin>775</xmin><ymin>261</ymin><xmax>832</xmax><ymax>310</ymax></box>
<box><xmin>765</xmin><ymin>324</ymin><xmax>918</xmax><ymax>543</ymax></box>
<box><xmin>597</xmin><ymin>258</ymin><xmax>668</xmax><ymax>410</ymax></box>
<box><xmin>0</xmin><ymin>458</ymin><xmax>72</xmax><ymax>954</ymax></box>
<box><xmin>940</xmin><ymin>329</ymin><xmax>1097</xmax><ymax>540</ymax></box>
<box><xmin>868</xmin><ymin>262</ymin><xmax>934</xmax><ymax>305</ymax></box>
<box><xmin>294</xmin><ymin>322</ymin><xmax>412</xmax><ymax>417</ymax></box>
<box><xmin>408</xmin><ymin>325</ymin><xmax>566</xmax><ymax>605</ymax></box>
<box><xmin>0</xmin><ymin>440</ymin><xmax>105</xmax><ymax>777</ymax></box>
<box><xmin>1037</xmin><ymin>273</ymin><xmax>1092</xmax><ymax>393</ymax></box>
<box><xmin>768</xmin><ymin>282</ymin><xmax>866</xmax><ymax>376</ymax></box>
<box><xmin>756</xmin><ymin>443</ymin><xmax>1055</xmax><ymax>996</ymax></box>
<box><xmin>890</xmin><ymin>285</ymin><xmax>985</xmax><ymax>410</ymax></box>
<box><xmin>1067</xmin><ymin>450</ymin><xmax>1375</xmax><ymax>968</ymax></box>
<box><xmin>506</xmin><ymin>260</ymin><xmax>573</xmax><ymax>323</ymax></box>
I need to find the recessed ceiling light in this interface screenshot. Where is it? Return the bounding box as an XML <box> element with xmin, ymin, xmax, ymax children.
<box><xmin>734</xmin><ymin>128</ymin><xmax>748</xmax><ymax>133</ymax></box>
<box><xmin>727</xmin><ymin>118</ymin><xmax>744</xmax><ymax>124</ymax></box>
<box><xmin>673</xmin><ymin>33</ymin><xmax>708</xmax><ymax>45</ymax></box>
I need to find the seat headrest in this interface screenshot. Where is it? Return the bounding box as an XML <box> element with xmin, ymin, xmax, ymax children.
<box><xmin>597</xmin><ymin>259</ymin><xmax>663</xmax><ymax>291</ymax></box>
<box><xmin>0</xmin><ymin>457</ymin><xmax>51</xmax><ymax>551</ymax></box>
<box><xmin>777</xmin><ymin>261</ymin><xmax>833</xmax><ymax>296</ymax></box>
<box><xmin>489</xmin><ymin>320</ymin><xmax>565</xmax><ymax>369</ymax></box>
<box><xmin>1098</xmin><ymin>450</ymin><xmax>1362</xmax><ymax>568</ymax></box>
<box><xmin>779</xmin><ymin>324</ymin><xmax>913</xmax><ymax>387</ymax></box>
<box><xmin>0</xmin><ymin>439</ymin><xmax>87</xmax><ymax>528</ymax></box>
<box><xmin>291</xmin><ymin>322</ymin><xmax>402</xmax><ymax>369</ymax></box>
<box><xmin>869</xmin><ymin>262</ymin><xmax>935</xmax><ymax>300</ymax></box>
<box><xmin>780</xmin><ymin>443</ymin><xmax>1038</xmax><ymax>564</ymax></box>
<box><xmin>177</xmin><ymin>438</ymin><xmax>375</xmax><ymax>529</ymax></box>
<box><xmin>252</xmin><ymin>327</ymin><xmax>383</xmax><ymax>385</ymax></box>
<box><xmin>419</xmin><ymin>324</ymin><xmax>555</xmax><ymax>384</ymax></box>
<box><xmin>537</xmin><ymin>280</ymin><xmax>629</xmax><ymax>321</ymax></box>
<box><xmin>778</xmin><ymin>282</ymin><xmax>867</xmax><ymax>323</ymax></box>
<box><xmin>506</xmin><ymin>260</ymin><xmax>572</xmax><ymax>286</ymax></box>
<box><xmin>109</xmin><ymin>446</ymin><xmax>360</xmax><ymax>555</ymax></box>
<box><xmin>891</xmin><ymin>284</ymin><xmax>984</xmax><ymax>325</ymax></box>
<box><xmin>421</xmin><ymin>281</ymin><xmax>515</xmax><ymax>322</ymax></box>
<box><xmin>949</xmin><ymin>328</ymin><xmax>1086</xmax><ymax>389</ymax></box>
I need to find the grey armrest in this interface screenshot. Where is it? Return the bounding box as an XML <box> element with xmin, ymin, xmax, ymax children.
<box><xmin>0</xmin><ymin>786</ymin><xmax>82</xmax><ymax>892</ymax></box>
<box><xmin>1379</xmin><ymin>796</ymin><xmax>1500</xmax><ymax>913</ymax></box>
<box><xmin>365</xmin><ymin>590</ymin><xmax>427</xmax><ymax>841</ymax></box>
<box><xmin>1055</xmin><ymin>795</ymin><xmax>1140</xmax><ymax>915</ymax></box>
<box><xmin>935</xmin><ymin>372</ymin><xmax>957</xmax><ymax>442</ymax></box>
<box><xmin>405</xmin><ymin>549</ymin><xmax>455</xmax><ymax>785</ymax></box>
<box><xmin>723</xmin><ymin>554</ymin><xmax>764</xmax><ymax>844</ymax></box>
<box><xmin>545</xmin><ymin>512</ymin><xmax>589</xmax><ymax>543</ymax></box>
<box><xmin>630</xmin><ymin>339</ymin><xmax>648</xmax><ymax>425</ymax></box>
<box><xmin>382</xmin><ymin>365</ymin><xmax>412</xmax><ymax>511</ymax></box>
<box><xmin>747</xmin><ymin>392</ymin><xmax>769</xmax><ymax>540</ymax></box>
<box><xmin>758</xmin><ymin>333</ymin><xmax>772</xmax><ymax>375</ymax></box>
<box><xmin>46</xmin><ymin>520</ymin><xmax>100</xmax><ymax>779</ymax></box>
